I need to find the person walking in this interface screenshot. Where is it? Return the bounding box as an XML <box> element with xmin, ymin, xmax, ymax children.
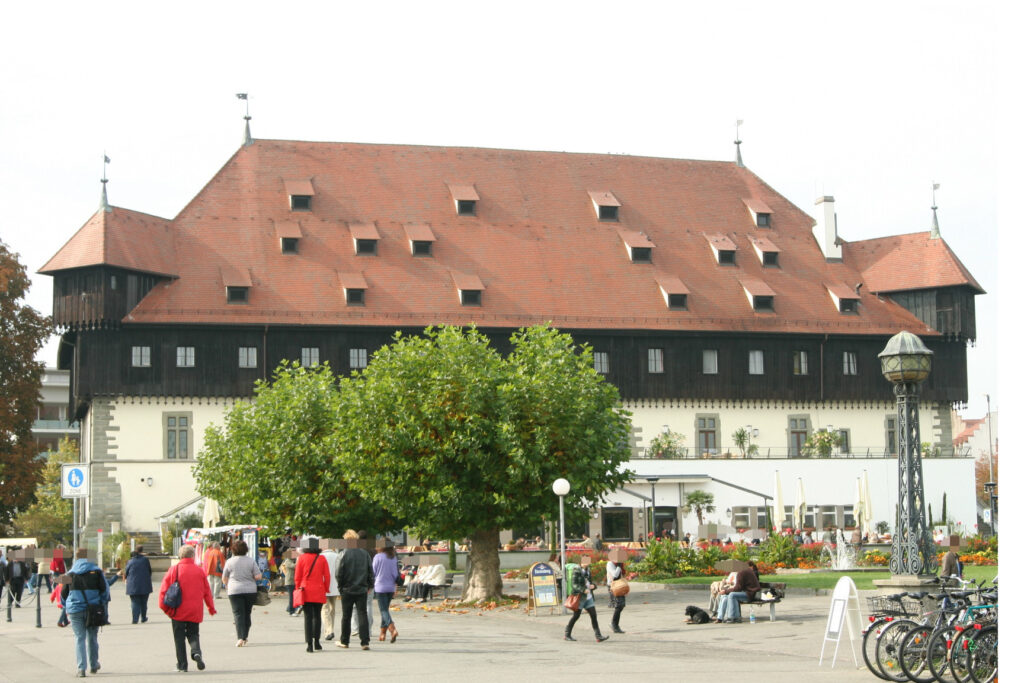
<box><xmin>372</xmin><ymin>542</ymin><xmax>400</xmax><ymax>643</ymax></box>
<box><xmin>281</xmin><ymin>550</ymin><xmax>298</xmax><ymax>616</ymax></box>
<box><xmin>124</xmin><ymin>546</ymin><xmax>154</xmax><ymax>624</ymax></box>
<box><xmin>337</xmin><ymin>538</ymin><xmax>373</xmax><ymax>650</ymax></box>
<box><xmin>320</xmin><ymin>544</ymin><xmax>340</xmax><ymax>641</ymax></box>
<box><xmin>3</xmin><ymin>551</ymin><xmax>29</xmax><ymax>607</ymax></box>
<box><xmin>606</xmin><ymin>558</ymin><xmax>626</xmax><ymax>634</ymax></box>
<box><xmin>294</xmin><ymin>539</ymin><xmax>331</xmax><ymax>653</ymax></box>
<box><xmin>202</xmin><ymin>542</ymin><xmax>226</xmax><ymax>600</ymax></box>
<box><xmin>51</xmin><ymin>546</ymin><xmax>68</xmax><ymax>591</ymax></box>
<box><xmin>563</xmin><ymin>557</ymin><xmax>608</xmax><ymax>643</ymax></box>
<box><xmin>62</xmin><ymin>551</ymin><xmax>111</xmax><ymax>677</ymax></box>
<box><xmin>159</xmin><ymin>545</ymin><xmax>216</xmax><ymax>673</ymax></box>
<box><xmin>221</xmin><ymin>540</ymin><xmax>262</xmax><ymax>647</ymax></box>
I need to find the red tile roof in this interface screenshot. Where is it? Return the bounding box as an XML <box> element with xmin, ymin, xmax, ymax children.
<box><xmin>45</xmin><ymin>139</ymin><xmax>963</xmax><ymax>336</ymax></box>
<box><xmin>954</xmin><ymin>418</ymin><xmax>985</xmax><ymax>447</ymax></box>
<box><xmin>39</xmin><ymin>207</ymin><xmax>176</xmax><ymax>277</ymax></box>
<box><xmin>843</xmin><ymin>232</ymin><xmax>985</xmax><ymax>294</ymax></box>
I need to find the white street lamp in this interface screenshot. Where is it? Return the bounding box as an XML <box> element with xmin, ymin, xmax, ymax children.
<box><xmin>552</xmin><ymin>478</ymin><xmax>570</xmax><ymax>613</ymax></box>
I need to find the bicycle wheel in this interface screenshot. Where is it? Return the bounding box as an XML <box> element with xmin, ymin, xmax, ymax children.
<box><xmin>926</xmin><ymin>624</ymin><xmax>957</xmax><ymax>683</ymax></box>
<box><xmin>948</xmin><ymin>629</ymin><xmax>975</xmax><ymax>683</ymax></box>
<box><xmin>898</xmin><ymin>624</ymin><xmax>937</xmax><ymax>683</ymax></box>
<box><xmin>967</xmin><ymin>625</ymin><xmax>997</xmax><ymax>683</ymax></box>
<box><xmin>876</xmin><ymin>619</ymin><xmax>917</xmax><ymax>681</ymax></box>
<box><xmin>864</xmin><ymin>620</ymin><xmax>890</xmax><ymax>680</ymax></box>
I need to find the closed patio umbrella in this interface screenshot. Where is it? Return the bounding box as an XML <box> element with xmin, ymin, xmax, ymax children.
<box><xmin>794</xmin><ymin>478</ymin><xmax>807</xmax><ymax>531</ymax></box>
<box><xmin>773</xmin><ymin>470</ymin><xmax>785</xmax><ymax>532</ymax></box>
<box><xmin>203</xmin><ymin>497</ymin><xmax>221</xmax><ymax>528</ymax></box>
<box><xmin>861</xmin><ymin>470</ymin><xmax>873</xmax><ymax>532</ymax></box>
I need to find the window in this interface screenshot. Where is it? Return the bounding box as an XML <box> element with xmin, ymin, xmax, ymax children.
<box><xmin>732</xmin><ymin>507</ymin><xmax>750</xmax><ymax>529</ymax></box>
<box><xmin>131</xmin><ymin>346</ymin><xmax>151</xmax><ymax>367</ymax></box>
<box><xmin>756</xmin><ymin>212</ymin><xmax>771</xmax><ymax>227</ymax></box>
<box><xmin>301</xmin><ymin>347</ymin><xmax>320</xmax><ymax>367</ymax></box>
<box><xmin>793</xmin><ymin>350</ymin><xmax>809</xmax><ymax>376</ymax></box>
<box><xmin>176</xmin><ymin>346</ymin><xmax>195</xmax><ymax>368</ymax></box>
<box><xmin>803</xmin><ymin>505</ymin><xmax>817</xmax><ymax>530</ymax></box>
<box><xmin>839</xmin><ymin>298</ymin><xmax>858</xmax><ymax>313</ymax></box>
<box><xmin>702</xmin><ymin>349</ymin><xmax>718</xmax><ymax>375</ymax></box>
<box><xmin>788</xmin><ymin>416</ymin><xmax>809</xmax><ymax>456</ymax></box>
<box><xmin>460</xmin><ymin>289</ymin><xmax>482</xmax><ymax>306</ymax></box>
<box><xmin>164</xmin><ymin>413</ymin><xmax>192</xmax><ymax>460</ymax></box>
<box><xmin>647</xmin><ymin>348</ymin><xmax>664</xmax><ymax>374</ymax></box>
<box><xmin>821</xmin><ymin>505</ymin><xmax>838</xmax><ymax>529</ymax></box>
<box><xmin>355</xmin><ymin>239</ymin><xmax>377</xmax><ymax>255</ymax></box>
<box><xmin>748</xmin><ymin>350</ymin><xmax>764</xmax><ymax>375</ymax></box>
<box><xmin>843</xmin><ymin>505</ymin><xmax>856</xmax><ymax>528</ymax></box>
<box><xmin>226</xmin><ymin>286</ymin><xmax>249</xmax><ymax>304</ymax></box>
<box><xmin>593</xmin><ymin>352</ymin><xmax>610</xmax><ymax>374</ymax></box>
<box><xmin>599</xmin><ymin>205</ymin><xmax>619</xmax><ymax>221</ymax></box>
<box><xmin>281</xmin><ymin>237</ymin><xmax>298</xmax><ymax>254</ymax></box>
<box><xmin>412</xmin><ymin>240</ymin><xmax>433</xmax><ymax>256</ymax></box>
<box><xmin>836</xmin><ymin>429</ymin><xmax>851</xmax><ymax>455</ymax></box>
<box><xmin>696</xmin><ymin>415</ymin><xmax>719</xmax><ymax>456</ymax></box>
<box><xmin>238</xmin><ymin>346</ymin><xmax>257</xmax><ymax>368</ymax></box>
<box><xmin>290</xmin><ymin>195</ymin><xmax>312</xmax><ymax>211</ymax></box>
<box><xmin>886</xmin><ymin>415</ymin><xmax>897</xmax><ymax>455</ymax></box>
<box><xmin>457</xmin><ymin>199</ymin><xmax>476</xmax><ymax>216</ymax></box>
<box><xmin>630</xmin><ymin>247</ymin><xmax>652</xmax><ymax>263</ymax></box>
<box><xmin>763</xmin><ymin>251</ymin><xmax>779</xmax><ymax>267</ymax></box>
<box><xmin>755</xmin><ymin>507</ymin><xmax>768</xmax><ymax>531</ymax></box>
<box><xmin>753</xmin><ymin>295</ymin><xmax>774</xmax><ymax>312</ymax></box>
<box><xmin>667</xmin><ymin>293</ymin><xmax>687</xmax><ymax>310</ymax></box>
<box><xmin>843</xmin><ymin>351</ymin><xmax>858</xmax><ymax>375</ymax></box>
<box><xmin>349</xmin><ymin>348</ymin><xmax>368</xmax><ymax>370</ymax></box>
<box><xmin>601</xmin><ymin>508</ymin><xmax>632</xmax><ymax>541</ymax></box>
<box><xmin>346</xmin><ymin>288</ymin><xmax>365</xmax><ymax>306</ymax></box>
<box><xmin>718</xmin><ymin>250</ymin><xmax>736</xmax><ymax>265</ymax></box>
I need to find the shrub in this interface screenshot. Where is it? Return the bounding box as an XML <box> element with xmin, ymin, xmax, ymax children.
<box><xmin>759</xmin><ymin>533</ymin><xmax>801</xmax><ymax>567</ymax></box>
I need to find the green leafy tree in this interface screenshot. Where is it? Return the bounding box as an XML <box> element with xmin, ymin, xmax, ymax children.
<box><xmin>334</xmin><ymin>325</ymin><xmax>633</xmax><ymax>602</ymax></box>
<box><xmin>0</xmin><ymin>240</ymin><xmax>51</xmax><ymax>524</ymax></box>
<box><xmin>12</xmin><ymin>437</ymin><xmax>77</xmax><ymax>545</ymax></box>
<box><xmin>194</xmin><ymin>362</ymin><xmax>398</xmax><ymax>537</ymax></box>
<box><xmin>647</xmin><ymin>429</ymin><xmax>685</xmax><ymax>459</ymax></box>
<box><xmin>683</xmin><ymin>490</ymin><xmax>716</xmax><ymax>526</ymax></box>
<box><xmin>802</xmin><ymin>429</ymin><xmax>840</xmax><ymax>457</ymax></box>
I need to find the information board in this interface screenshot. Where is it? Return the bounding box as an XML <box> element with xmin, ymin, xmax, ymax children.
<box><xmin>61</xmin><ymin>464</ymin><xmax>89</xmax><ymax>498</ymax></box>
<box><xmin>528</xmin><ymin>562</ymin><xmax>558</xmax><ymax>610</ymax></box>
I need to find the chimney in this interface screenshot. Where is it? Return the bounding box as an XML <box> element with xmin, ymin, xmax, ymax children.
<box><xmin>813</xmin><ymin>196</ymin><xmax>842</xmax><ymax>260</ymax></box>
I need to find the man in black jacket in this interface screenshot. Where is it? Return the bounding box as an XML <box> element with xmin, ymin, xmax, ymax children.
<box><xmin>336</xmin><ymin>538</ymin><xmax>373</xmax><ymax>650</ymax></box>
<box><xmin>3</xmin><ymin>551</ymin><xmax>29</xmax><ymax>607</ymax></box>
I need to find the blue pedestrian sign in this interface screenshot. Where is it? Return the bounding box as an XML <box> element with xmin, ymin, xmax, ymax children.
<box><xmin>61</xmin><ymin>464</ymin><xmax>89</xmax><ymax>498</ymax></box>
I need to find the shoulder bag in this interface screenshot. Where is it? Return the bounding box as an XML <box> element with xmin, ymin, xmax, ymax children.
<box><xmin>163</xmin><ymin>565</ymin><xmax>182</xmax><ymax>612</ymax></box>
<box><xmin>610</xmin><ymin>578</ymin><xmax>630</xmax><ymax>597</ymax></box>
<box><xmin>564</xmin><ymin>593</ymin><xmax>581</xmax><ymax>611</ymax></box>
<box><xmin>75</xmin><ymin>571</ymin><xmax>110</xmax><ymax>627</ymax></box>
<box><xmin>292</xmin><ymin>554</ymin><xmax>321</xmax><ymax>608</ymax></box>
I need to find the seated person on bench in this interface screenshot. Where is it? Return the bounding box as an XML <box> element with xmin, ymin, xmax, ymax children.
<box><xmin>708</xmin><ymin>571</ymin><xmax>737</xmax><ymax>613</ymax></box>
<box><xmin>404</xmin><ymin>564</ymin><xmax>446</xmax><ymax>602</ymax></box>
<box><xmin>714</xmin><ymin>561</ymin><xmax>760</xmax><ymax>623</ymax></box>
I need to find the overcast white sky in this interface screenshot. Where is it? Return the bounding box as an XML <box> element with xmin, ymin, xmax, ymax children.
<box><xmin>0</xmin><ymin>1</ymin><xmax>1010</xmax><ymax>422</ymax></box>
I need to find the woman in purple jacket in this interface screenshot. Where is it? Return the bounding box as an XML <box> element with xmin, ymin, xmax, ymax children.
<box><xmin>371</xmin><ymin>544</ymin><xmax>400</xmax><ymax>643</ymax></box>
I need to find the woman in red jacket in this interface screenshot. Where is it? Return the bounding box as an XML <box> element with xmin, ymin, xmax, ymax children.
<box><xmin>159</xmin><ymin>545</ymin><xmax>216</xmax><ymax>672</ymax></box>
<box><xmin>294</xmin><ymin>539</ymin><xmax>331</xmax><ymax>653</ymax></box>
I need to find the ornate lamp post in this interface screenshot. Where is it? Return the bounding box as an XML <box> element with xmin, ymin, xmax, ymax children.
<box><xmin>552</xmin><ymin>478</ymin><xmax>571</xmax><ymax>613</ymax></box>
<box><xmin>878</xmin><ymin>331</ymin><xmax>936</xmax><ymax>577</ymax></box>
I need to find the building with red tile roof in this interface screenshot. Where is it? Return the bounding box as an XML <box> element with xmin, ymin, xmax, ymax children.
<box><xmin>41</xmin><ymin>134</ymin><xmax>982</xmax><ymax>542</ymax></box>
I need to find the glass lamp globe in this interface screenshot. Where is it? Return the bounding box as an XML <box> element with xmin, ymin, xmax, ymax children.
<box><xmin>878</xmin><ymin>331</ymin><xmax>933</xmax><ymax>384</ymax></box>
<box><xmin>552</xmin><ymin>478</ymin><xmax>571</xmax><ymax>497</ymax></box>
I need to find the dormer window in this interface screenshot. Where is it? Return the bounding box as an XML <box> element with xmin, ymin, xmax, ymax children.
<box><xmin>448</xmin><ymin>184</ymin><xmax>479</xmax><ymax>216</ymax></box>
<box><xmin>339</xmin><ymin>272</ymin><xmax>368</xmax><ymax>307</ymax></box>
<box><xmin>404</xmin><ymin>223</ymin><xmax>436</xmax><ymax>257</ymax></box>
<box><xmin>349</xmin><ymin>222</ymin><xmax>380</xmax><ymax>256</ymax></box>
<box><xmin>221</xmin><ymin>266</ymin><xmax>252</xmax><ymax>304</ymax></box>
<box><xmin>748</xmin><ymin>235</ymin><xmax>780</xmax><ymax>268</ymax></box>
<box><xmin>619</xmin><ymin>229</ymin><xmax>655</xmax><ymax>264</ymax></box>
<box><xmin>706</xmin><ymin>233</ymin><xmax>738</xmax><ymax>266</ymax></box>
<box><xmin>452</xmin><ymin>272</ymin><xmax>484</xmax><ymax>307</ymax></box>
<box><xmin>276</xmin><ymin>221</ymin><xmax>303</xmax><ymax>254</ymax></box>
<box><xmin>285</xmin><ymin>179</ymin><xmax>315</xmax><ymax>212</ymax></box>
<box><xmin>588</xmin><ymin>190</ymin><xmax>621</xmax><ymax>222</ymax></box>
<box><xmin>739</xmin><ymin>277</ymin><xmax>776</xmax><ymax>313</ymax></box>
<box><xmin>742</xmin><ymin>198</ymin><xmax>773</xmax><ymax>228</ymax></box>
<box><xmin>656</xmin><ymin>275</ymin><xmax>690</xmax><ymax>311</ymax></box>
<box><xmin>825</xmin><ymin>283</ymin><xmax>861</xmax><ymax>315</ymax></box>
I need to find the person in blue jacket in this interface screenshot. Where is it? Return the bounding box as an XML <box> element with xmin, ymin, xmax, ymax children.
<box><xmin>61</xmin><ymin>551</ymin><xmax>111</xmax><ymax>677</ymax></box>
<box><xmin>124</xmin><ymin>546</ymin><xmax>154</xmax><ymax>624</ymax></box>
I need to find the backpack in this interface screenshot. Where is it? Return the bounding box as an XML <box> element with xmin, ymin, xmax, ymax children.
<box><xmin>564</xmin><ymin>563</ymin><xmax>585</xmax><ymax>595</ymax></box>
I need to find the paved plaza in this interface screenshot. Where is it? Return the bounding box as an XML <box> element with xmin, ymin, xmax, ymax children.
<box><xmin>3</xmin><ymin>580</ymin><xmax>877</xmax><ymax>682</ymax></box>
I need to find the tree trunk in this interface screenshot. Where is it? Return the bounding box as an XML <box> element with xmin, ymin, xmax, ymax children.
<box><xmin>461</xmin><ymin>527</ymin><xmax>503</xmax><ymax>602</ymax></box>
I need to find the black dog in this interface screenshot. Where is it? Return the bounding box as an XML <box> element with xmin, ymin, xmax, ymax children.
<box><xmin>685</xmin><ymin>605</ymin><xmax>711</xmax><ymax>624</ymax></box>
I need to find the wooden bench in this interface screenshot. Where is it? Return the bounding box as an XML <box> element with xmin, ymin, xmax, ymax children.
<box><xmin>430</xmin><ymin>577</ymin><xmax>455</xmax><ymax>600</ymax></box>
<box><xmin>745</xmin><ymin>582</ymin><xmax>786</xmax><ymax>622</ymax></box>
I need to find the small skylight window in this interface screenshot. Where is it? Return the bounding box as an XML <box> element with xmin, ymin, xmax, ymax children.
<box><xmin>457</xmin><ymin>199</ymin><xmax>476</xmax><ymax>216</ymax></box>
<box><xmin>840</xmin><ymin>298</ymin><xmax>858</xmax><ymax>313</ymax></box>
<box><xmin>631</xmin><ymin>247</ymin><xmax>652</xmax><ymax>263</ymax></box>
<box><xmin>757</xmin><ymin>213</ymin><xmax>771</xmax><ymax>227</ymax></box>
<box><xmin>339</xmin><ymin>272</ymin><xmax>368</xmax><ymax>307</ymax></box>
<box><xmin>281</xmin><ymin>237</ymin><xmax>298</xmax><ymax>254</ymax></box>
<box><xmin>706</xmin><ymin>233</ymin><xmax>738</xmax><ymax>266</ymax></box>
<box><xmin>619</xmin><ymin>229</ymin><xmax>655</xmax><ymax>264</ymax></box>
<box><xmin>748</xmin><ymin>235</ymin><xmax>780</xmax><ymax>268</ymax></box>
<box><xmin>588</xmin><ymin>190</ymin><xmax>621</xmax><ymax>222</ymax></box>
<box><xmin>448</xmin><ymin>184</ymin><xmax>479</xmax><ymax>217</ymax></box>
<box><xmin>718</xmin><ymin>250</ymin><xmax>736</xmax><ymax>265</ymax></box>
<box><xmin>742</xmin><ymin>198</ymin><xmax>774</xmax><ymax>228</ymax></box>
<box><xmin>349</xmin><ymin>222</ymin><xmax>381</xmax><ymax>256</ymax></box>
<box><xmin>763</xmin><ymin>251</ymin><xmax>778</xmax><ymax>266</ymax></box>
<box><xmin>656</xmin><ymin>275</ymin><xmax>690</xmax><ymax>311</ymax></box>
<box><xmin>276</xmin><ymin>221</ymin><xmax>303</xmax><ymax>254</ymax></box>
<box><xmin>452</xmin><ymin>271</ymin><xmax>485</xmax><ymax>307</ymax></box>
<box><xmin>226</xmin><ymin>286</ymin><xmax>249</xmax><ymax>303</ymax></box>
<box><xmin>825</xmin><ymin>283</ymin><xmax>862</xmax><ymax>315</ymax></box>
<box><xmin>346</xmin><ymin>288</ymin><xmax>365</xmax><ymax>305</ymax></box>
<box><xmin>221</xmin><ymin>266</ymin><xmax>252</xmax><ymax>305</ymax></box>
<box><xmin>753</xmin><ymin>295</ymin><xmax>774</xmax><ymax>312</ymax></box>
<box><xmin>404</xmin><ymin>223</ymin><xmax>436</xmax><ymax>257</ymax></box>
<box><xmin>461</xmin><ymin>289</ymin><xmax>482</xmax><ymax>306</ymax></box>
<box><xmin>290</xmin><ymin>195</ymin><xmax>312</xmax><ymax>211</ymax></box>
<box><xmin>285</xmin><ymin>180</ymin><xmax>315</xmax><ymax>212</ymax></box>
<box><xmin>739</xmin><ymin>276</ymin><xmax>776</xmax><ymax>313</ymax></box>
<box><xmin>355</xmin><ymin>239</ymin><xmax>377</xmax><ymax>255</ymax></box>
<box><xmin>412</xmin><ymin>241</ymin><xmax>432</xmax><ymax>256</ymax></box>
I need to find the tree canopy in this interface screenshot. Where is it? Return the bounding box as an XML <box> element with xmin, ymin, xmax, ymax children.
<box><xmin>193</xmin><ymin>362</ymin><xmax>398</xmax><ymax>537</ymax></box>
<box><xmin>12</xmin><ymin>437</ymin><xmax>77</xmax><ymax>545</ymax></box>
<box><xmin>334</xmin><ymin>325</ymin><xmax>633</xmax><ymax>600</ymax></box>
<box><xmin>0</xmin><ymin>240</ymin><xmax>51</xmax><ymax>524</ymax></box>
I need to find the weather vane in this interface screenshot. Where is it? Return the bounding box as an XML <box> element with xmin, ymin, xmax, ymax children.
<box><xmin>930</xmin><ymin>182</ymin><xmax>941</xmax><ymax>238</ymax></box>
<box><xmin>734</xmin><ymin>119</ymin><xmax>744</xmax><ymax>167</ymax></box>
<box><xmin>237</xmin><ymin>93</ymin><xmax>253</xmax><ymax>147</ymax></box>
